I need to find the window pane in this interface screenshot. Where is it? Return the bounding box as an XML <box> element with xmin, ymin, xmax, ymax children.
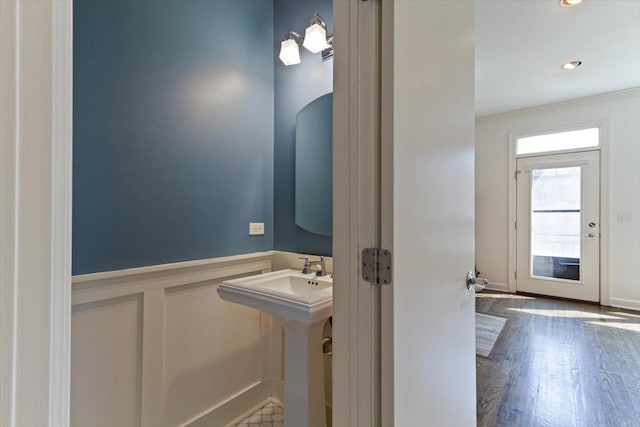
<box><xmin>517</xmin><ymin>128</ymin><xmax>599</xmax><ymax>156</ymax></box>
<box><xmin>530</xmin><ymin>167</ymin><xmax>581</xmax><ymax>281</ymax></box>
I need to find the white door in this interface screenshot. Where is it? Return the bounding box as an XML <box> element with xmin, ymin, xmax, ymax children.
<box><xmin>389</xmin><ymin>1</ymin><xmax>477</xmax><ymax>426</ymax></box>
<box><xmin>516</xmin><ymin>151</ymin><xmax>600</xmax><ymax>302</ymax></box>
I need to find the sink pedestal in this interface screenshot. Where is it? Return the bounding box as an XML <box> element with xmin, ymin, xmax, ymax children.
<box><xmin>283</xmin><ymin>320</ymin><xmax>326</xmax><ymax>427</ymax></box>
<box><xmin>217</xmin><ymin>270</ymin><xmax>332</xmax><ymax>427</ymax></box>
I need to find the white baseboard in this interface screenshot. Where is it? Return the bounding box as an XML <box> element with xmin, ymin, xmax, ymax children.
<box><xmin>184</xmin><ymin>378</ymin><xmax>283</xmax><ymax>427</ymax></box>
<box><xmin>479</xmin><ymin>286</ymin><xmax>640</xmax><ymax>312</ymax></box>
<box><xmin>483</xmin><ymin>282</ymin><xmax>510</xmax><ymax>292</ymax></box>
<box><xmin>609</xmin><ymin>298</ymin><xmax>640</xmax><ymax>312</ymax></box>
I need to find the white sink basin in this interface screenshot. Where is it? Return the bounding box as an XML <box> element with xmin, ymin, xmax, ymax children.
<box><xmin>217</xmin><ymin>269</ymin><xmax>332</xmax><ymax>325</ymax></box>
<box><xmin>217</xmin><ymin>268</ymin><xmax>333</xmax><ymax>427</ymax></box>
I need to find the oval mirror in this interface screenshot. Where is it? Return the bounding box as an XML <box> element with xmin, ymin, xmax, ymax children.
<box><xmin>295</xmin><ymin>92</ymin><xmax>333</xmax><ymax>236</ymax></box>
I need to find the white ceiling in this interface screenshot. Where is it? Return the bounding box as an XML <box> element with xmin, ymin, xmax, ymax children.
<box><xmin>475</xmin><ymin>0</ymin><xmax>640</xmax><ymax>117</ymax></box>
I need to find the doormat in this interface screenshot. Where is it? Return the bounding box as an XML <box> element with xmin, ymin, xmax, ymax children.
<box><xmin>476</xmin><ymin>313</ymin><xmax>507</xmax><ymax>357</ymax></box>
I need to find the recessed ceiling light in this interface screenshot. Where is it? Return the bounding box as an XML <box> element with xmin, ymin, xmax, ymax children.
<box><xmin>561</xmin><ymin>0</ymin><xmax>583</xmax><ymax>6</ymax></box>
<box><xmin>562</xmin><ymin>60</ymin><xmax>582</xmax><ymax>70</ymax></box>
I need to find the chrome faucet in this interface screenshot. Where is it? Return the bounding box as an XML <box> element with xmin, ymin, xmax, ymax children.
<box><xmin>298</xmin><ymin>256</ymin><xmax>327</xmax><ymax>276</ymax></box>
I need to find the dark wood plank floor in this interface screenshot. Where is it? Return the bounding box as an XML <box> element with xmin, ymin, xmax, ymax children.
<box><xmin>476</xmin><ymin>291</ymin><xmax>640</xmax><ymax>427</ymax></box>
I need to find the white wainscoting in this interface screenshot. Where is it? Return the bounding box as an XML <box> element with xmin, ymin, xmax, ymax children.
<box><xmin>71</xmin><ymin>294</ymin><xmax>143</xmax><ymax>426</ymax></box>
<box><xmin>71</xmin><ymin>252</ymin><xmax>284</xmax><ymax>427</ymax></box>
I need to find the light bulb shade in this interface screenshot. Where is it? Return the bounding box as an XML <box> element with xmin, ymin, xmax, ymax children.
<box><xmin>279</xmin><ymin>38</ymin><xmax>301</xmax><ymax>66</ymax></box>
<box><xmin>303</xmin><ymin>22</ymin><xmax>328</xmax><ymax>53</ymax></box>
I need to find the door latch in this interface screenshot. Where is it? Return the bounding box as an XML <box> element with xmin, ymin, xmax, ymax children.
<box><xmin>467</xmin><ymin>270</ymin><xmax>488</xmax><ymax>291</ymax></box>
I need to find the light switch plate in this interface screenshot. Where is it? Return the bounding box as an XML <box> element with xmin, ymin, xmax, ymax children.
<box><xmin>249</xmin><ymin>222</ymin><xmax>264</xmax><ymax>235</ymax></box>
<box><xmin>617</xmin><ymin>212</ymin><xmax>633</xmax><ymax>223</ymax></box>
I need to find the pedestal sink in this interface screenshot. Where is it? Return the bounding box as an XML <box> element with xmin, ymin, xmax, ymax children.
<box><xmin>217</xmin><ymin>269</ymin><xmax>332</xmax><ymax>427</ymax></box>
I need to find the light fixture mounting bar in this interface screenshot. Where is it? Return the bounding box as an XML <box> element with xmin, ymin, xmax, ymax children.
<box><xmin>310</xmin><ymin>12</ymin><xmax>327</xmax><ymax>29</ymax></box>
<box><xmin>287</xmin><ymin>30</ymin><xmax>303</xmax><ymax>41</ymax></box>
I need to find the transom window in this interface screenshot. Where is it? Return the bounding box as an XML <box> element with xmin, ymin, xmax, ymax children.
<box><xmin>516</xmin><ymin>127</ymin><xmax>599</xmax><ymax>156</ymax></box>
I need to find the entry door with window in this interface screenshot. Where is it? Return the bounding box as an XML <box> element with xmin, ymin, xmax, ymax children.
<box><xmin>516</xmin><ymin>151</ymin><xmax>600</xmax><ymax>302</ymax></box>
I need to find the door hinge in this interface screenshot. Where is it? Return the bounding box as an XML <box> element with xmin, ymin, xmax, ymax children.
<box><xmin>515</xmin><ymin>271</ymin><xmax>517</xmax><ymax>280</ymax></box>
<box><xmin>362</xmin><ymin>248</ymin><xmax>392</xmax><ymax>285</ymax></box>
<box><xmin>515</xmin><ymin>221</ymin><xmax>517</xmax><ymax>230</ymax></box>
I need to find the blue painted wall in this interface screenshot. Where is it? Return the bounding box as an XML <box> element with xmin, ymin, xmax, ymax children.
<box><xmin>73</xmin><ymin>0</ymin><xmax>274</xmax><ymax>275</ymax></box>
<box><xmin>273</xmin><ymin>0</ymin><xmax>333</xmax><ymax>256</ymax></box>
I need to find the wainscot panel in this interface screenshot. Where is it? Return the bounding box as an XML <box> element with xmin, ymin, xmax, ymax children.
<box><xmin>71</xmin><ymin>252</ymin><xmax>279</xmax><ymax>427</ymax></box>
<box><xmin>71</xmin><ymin>294</ymin><xmax>143</xmax><ymax>427</ymax></box>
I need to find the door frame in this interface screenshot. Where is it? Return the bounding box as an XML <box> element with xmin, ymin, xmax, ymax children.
<box><xmin>2</xmin><ymin>0</ymin><xmax>373</xmax><ymax>424</ymax></box>
<box><xmin>507</xmin><ymin>121</ymin><xmax>611</xmax><ymax>305</ymax></box>
<box><xmin>3</xmin><ymin>1</ymin><xmax>469</xmax><ymax>426</ymax></box>
<box><xmin>0</xmin><ymin>0</ymin><xmax>73</xmax><ymax>425</ymax></box>
<box><xmin>332</xmin><ymin>0</ymin><xmax>384</xmax><ymax>425</ymax></box>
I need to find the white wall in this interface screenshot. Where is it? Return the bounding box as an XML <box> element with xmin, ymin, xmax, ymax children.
<box><xmin>476</xmin><ymin>88</ymin><xmax>640</xmax><ymax>309</ymax></box>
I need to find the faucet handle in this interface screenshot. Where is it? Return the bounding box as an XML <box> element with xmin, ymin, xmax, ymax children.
<box><xmin>298</xmin><ymin>257</ymin><xmax>312</xmax><ymax>274</ymax></box>
<box><xmin>315</xmin><ymin>256</ymin><xmax>327</xmax><ymax>277</ymax></box>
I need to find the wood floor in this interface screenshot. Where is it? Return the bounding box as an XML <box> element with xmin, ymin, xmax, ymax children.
<box><xmin>476</xmin><ymin>291</ymin><xmax>640</xmax><ymax>427</ymax></box>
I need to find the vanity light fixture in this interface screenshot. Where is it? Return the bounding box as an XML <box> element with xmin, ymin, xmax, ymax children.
<box><xmin>561</xmin><ymin>0</ymin><xmax>583</xmax><ymax>6</ymax></box>
<box><xmin>303</xmin><ymin>12</ymin><xmax>329</xmax><ymax>53</ymax></box>
<box><xmin>562</xmin><ymin>60</ymin><xmax>582</xmax><ymax>70</ymax></box>
<box><xmin>279</xmin><ymin>31</ymin><xmax>302</xmax><ymax>66</ymax></box>
<box><xmin>278</xmin><ymin>12</ymin><xmax>333</xmax><ymax>66</ymax></box>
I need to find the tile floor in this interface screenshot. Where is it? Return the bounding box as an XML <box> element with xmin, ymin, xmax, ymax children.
<box><xmin>234</xmin><ymin>400</ymin><xmax>284</xmax><ymax>427</ymax></box>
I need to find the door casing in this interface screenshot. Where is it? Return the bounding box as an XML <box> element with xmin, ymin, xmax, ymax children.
<box><xmin>332</xmin><ymin>0</ymin><xmax>383</xmax><ymax>425</ymax></box>
<box><xmin>0</xmin><ymin>1</ymin><xmax>73</xmax><ymax>425</ymax></box>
